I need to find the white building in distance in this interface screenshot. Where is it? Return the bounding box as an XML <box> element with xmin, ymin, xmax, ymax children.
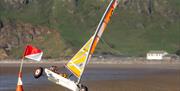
<box><xmin>146</xmin><ymin>51</ymin><xmax>168</xmax><ymax>60</ymax></box>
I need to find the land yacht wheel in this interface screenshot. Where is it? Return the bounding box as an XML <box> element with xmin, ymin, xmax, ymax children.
<box><xmin>33</xmin><ymin>67</ymin><xmax>43</xmax><ymax>79</ymax></box>
<box><xmin>79</xmin><ymin>85</ymin><xmax>88</xmax><ymax>91</ymax></box>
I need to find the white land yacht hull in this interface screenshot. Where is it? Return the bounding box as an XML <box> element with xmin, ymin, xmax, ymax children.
<box><xmin>45</xmin><ymin>68</ymin><xmax>79</xmax><ymax>91</ymax></box>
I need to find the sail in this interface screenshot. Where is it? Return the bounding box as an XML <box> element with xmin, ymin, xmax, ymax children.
<box><xmin>66</xmin><ymin>0</ymin><xmax>120</xmax><ymax>81</ymax></box>
<box><xmin>66</xmin><ymin>36</ymin><xmax>94</xmax><ymax>78</ymax></box>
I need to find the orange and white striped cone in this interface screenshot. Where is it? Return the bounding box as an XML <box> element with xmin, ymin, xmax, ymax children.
<box><xmin>16</xmin><ymin>72</ymin><xmax>24</xmax><ymax>91</ymax></box>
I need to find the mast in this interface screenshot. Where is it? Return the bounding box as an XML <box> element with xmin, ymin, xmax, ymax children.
<box><xmin>77</xmin><ymin>0</ymin><xmax>120</xmax><ymax>83</ymax></box>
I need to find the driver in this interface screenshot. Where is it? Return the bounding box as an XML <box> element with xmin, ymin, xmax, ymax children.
<box><xmin>49</xmin><ymin>66</ymin><xmax>69</xmax><ymax>78</ymax></box>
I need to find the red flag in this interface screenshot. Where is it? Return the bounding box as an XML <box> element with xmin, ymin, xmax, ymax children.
<box><xmin>23</xmin><ymin>45</ymin><xmax>43</xmax><ymax>61</ymax></box>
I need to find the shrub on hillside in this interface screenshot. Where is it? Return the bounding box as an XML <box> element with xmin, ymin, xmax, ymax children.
<box><xmin>175</xmin><ymin>49</ymin><xmax>180</xmax><ymax>56</ymax></box>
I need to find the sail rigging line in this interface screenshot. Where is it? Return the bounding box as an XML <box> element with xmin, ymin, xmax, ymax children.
<box><xmin>100</xmin><ymin>37</ymin><xmax>123</xmax><ymax>55</ymax></box>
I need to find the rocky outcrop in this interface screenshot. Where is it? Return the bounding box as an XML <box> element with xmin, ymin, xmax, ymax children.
<box><xmin>2</xmin><ymin>0</ymin><xmax>31</xmax><ymax>9</ymax></box>
<box><xmin>120</xmin><ymin>0</ymin><xmax>178</xmax><ymax>16</ymax></box>
<box><xmin>1</xmin><ymin>22</ymin><xmax>43</xmax><ymax>49</ymax></box>
<box><xmin>0</xmin><ymin>48</ymin><xmax>8</xmax><ymax>60</ymax></box>
<box><xmin>0</xmin><ymin>21</ymin><xmax>65</xmax><ymax>59</ymax></box>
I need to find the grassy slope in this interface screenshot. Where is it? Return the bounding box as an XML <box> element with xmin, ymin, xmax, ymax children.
<box><xmin>103</xmin><ymin>0</ymin><xmax>180</xmax><ymax>56</ymax></box>
<box><xmin>0</xmin><ymin>0</ymin><xmax>179</xmax><ymax>57</ymax></box>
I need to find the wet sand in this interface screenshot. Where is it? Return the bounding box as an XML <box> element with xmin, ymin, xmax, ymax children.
<box><xmin>0</xmin><ymin>63</ymin><xmax>180</xmax><ymax>91</ymax></box>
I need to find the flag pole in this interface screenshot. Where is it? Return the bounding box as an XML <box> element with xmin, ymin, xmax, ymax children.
<box><xmin>19</xmin><ymin>56</ymin><xmax>25</xmax><ymax>74</ymax></box>
<box><xmin>16</xmin><ymin>49</ymin><xmax>26</xmax><ymax>91</ymax></box>
<box><xmin>19</xmin><ymin>45</ymin><xmax>27</xmax><ymax>74</ymax></box>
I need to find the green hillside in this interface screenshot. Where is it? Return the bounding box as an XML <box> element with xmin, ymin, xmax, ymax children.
<box><xmin>0</xmin><ymin>0</ymin><xmax>179</xmax><ymax>58</ymax></box>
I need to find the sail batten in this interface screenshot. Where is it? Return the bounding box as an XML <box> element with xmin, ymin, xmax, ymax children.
<box><xmin>65</xmin><ymin>0</ymin><xmax>120</xmax><ymax>83</ymax></box>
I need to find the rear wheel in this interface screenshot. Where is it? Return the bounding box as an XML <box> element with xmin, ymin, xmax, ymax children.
<box><xmin>79</xmin><ymin>85</ymin><xmax>88</xmax><ymax>91</ymax></box>
<box><xmin>33</xmin><ymin>67</ymin><xmax>43</xmax><ymax>79</ymax></box>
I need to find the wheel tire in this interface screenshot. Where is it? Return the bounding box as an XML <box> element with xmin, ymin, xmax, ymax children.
<box><xmin>80</xmin><ymin>85</ymin><xmax>88</xmax><ymax>91</ymax></box>
<box><xmin>33</xmin><ymin>67</ymin><xmax>43</xmax><ymax>79</ymax></box>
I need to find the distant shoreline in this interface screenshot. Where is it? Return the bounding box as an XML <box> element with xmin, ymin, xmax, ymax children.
<box><xmin>0</xmin><ymin>57</ymin><xmax>180</xmax><ymax>64</ymax></box>
<box><xmin>0</xmin><ymin>58</ymin><xmax>180</xmax><ymax>69</ymax></box>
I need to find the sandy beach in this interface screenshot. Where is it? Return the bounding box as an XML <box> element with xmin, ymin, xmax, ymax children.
<box><xmin>0</xmin><ymin>62</ymin><xmax>180</xmax><ymax>91</ymax></box>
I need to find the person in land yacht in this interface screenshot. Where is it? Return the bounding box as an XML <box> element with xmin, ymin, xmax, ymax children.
<box><xmin>49</xmin><ymin>66</ymin><xmax>68</xmax><ymax>78</ymax></box>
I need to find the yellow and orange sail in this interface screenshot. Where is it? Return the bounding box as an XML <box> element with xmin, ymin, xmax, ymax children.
<box><xmin>66</xmin><ymin>0</ymin><xmax>120</xmax><ymax>81</ymax></box>
<box><xmin>66</xmin><ymin>36</ymin><xmax>94</xmax><ymax>77</ymax></box>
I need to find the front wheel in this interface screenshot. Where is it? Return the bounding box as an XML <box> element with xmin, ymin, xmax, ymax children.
<box><xmin>33</xmin><ymin>67</ymin><xmax>43</xmax><ymax>79</ymax></box>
